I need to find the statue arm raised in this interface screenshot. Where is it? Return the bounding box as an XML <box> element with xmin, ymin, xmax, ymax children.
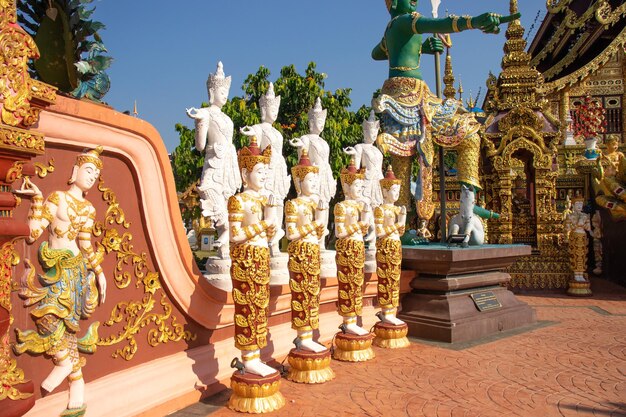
<box><xmin>194</xmin><ymin>117</ymin><xmax>210</xmax><ymax>152</ymax></box>
<box><xmin>79</xmin><ymin>207</ymin><xmax>106</xmax><ymax>304</ymax></box>
<box><xmin>17</xmin><ymin>179</ymin><xmax>54</xmax><ymax>243</ymax></box>
<box><xmin>411</xmin><ymin>12</ymin><xmax>520</xmax><ymax>35</ymax></box>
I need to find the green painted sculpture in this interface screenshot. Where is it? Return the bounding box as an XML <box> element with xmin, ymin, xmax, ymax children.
<box><xmin>371</xmin><ymin>0</ymin><xmax>519</xmax><ymax>223</ymax></box>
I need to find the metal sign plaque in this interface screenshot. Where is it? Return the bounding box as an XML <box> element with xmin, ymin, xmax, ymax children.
<box><xmin>470</xmin><ymin>291</ymin><xmax>502</xmax><ymax>312</ymax></box>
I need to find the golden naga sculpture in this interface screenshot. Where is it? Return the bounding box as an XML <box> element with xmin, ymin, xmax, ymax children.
<box><xmin>592</xmin><ymin>135</ymin><xmax>626</xmax><ymax>221</ymax></box>
<box><xmin>227</xmin><ymin>136</ymin><xmax>284</xmax><ymax>413</ymax></box>
<box><xmin>284</xmin><ymin>150</ymin><xmax>334</xmax><ymax>384</ymax></box>
<box><xmin>13</xmin><ymin>147</ymin><xmax>107</xmax><ymax>416</ymax></box>
<box><xmin>332</xmin><ymin>158</ymin><xmax>375</xmax><ymax>362</ymax></box>
<box><xmin>563</xmin><ymin>195</ymin><xmax>592</xmax><ymax>296</ymax></box>
<box><xmin>372</xmin><ymin>166</ymin><xmax>410</xmax><ymax>349</ymax></box>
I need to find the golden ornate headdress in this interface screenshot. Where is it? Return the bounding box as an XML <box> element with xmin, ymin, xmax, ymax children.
<box><xmin>380</xmin><ymin>165</ymin><xmax>401</xmax><ymax>190</ymax></box>
<box><xmin>206</xmin><ymin>61</ymin><xmax>232</xmax><ymax>92</ymax></box>
<box><xmin>572</xmin><ymin>194</ymin><xmax>585</xmax><ymax>203</ymax></box>
<box><xmin>385</xmin><ymin>0</ymin><xmax>393</xmax><ymax>11</ymax></box>
<box><xmin>238</xmin><ymin>136</ymin><xmax>271</xmax><ymax>172</ymax></box>
<box><xmin>291</xmin><ymin>149</ymin><xmax>319</xmax><ymax>194</ymax></box>
<box><xmin>75</xmin><ymin>145</ymin><xmax>104</xmax><ymax>170</ymax></box>
<box><xmin>259</xmin><ymin>82</ymin><xmax>281</xmax><ymax>109</ymax></box>
<box><xmin>291</xmin><ymin>149</ymin><xmax>319</xmax><ymax>181</ymax></box>
<box><xmin>340</xmin><ymin>157</ymin><xmax>365</xmax><ymax>185</ymax></box>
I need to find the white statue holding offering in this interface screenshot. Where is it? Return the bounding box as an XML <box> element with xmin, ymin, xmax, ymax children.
<box><xmin>289</xmin><ymin>98</ymin><xmax>336</xmax><ymax>251</ymax></box>
<box><xmin>186</xmin><ymin>61</ymin><xmax>241</xmax><ymax>259</ymax></box>
<box><xmin>343</xmin><ymin>110</ymin><xmax>384</xmax><ymax>255</ymax></box>
<box><xmin>240</xmin><ymin>82</ymin><xmax>291</xmax><ymax>257</ymax></box>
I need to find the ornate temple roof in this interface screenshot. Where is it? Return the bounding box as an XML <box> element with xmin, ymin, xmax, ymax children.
<box><xmin>483</xmin><ymin>0</ymin><xmax>559</xmax><ymax>136</ymax></box>
<box><xmin>528</xmin><ymin>0</ymin><xmax>626</xmax><ymax>93</ymax></box>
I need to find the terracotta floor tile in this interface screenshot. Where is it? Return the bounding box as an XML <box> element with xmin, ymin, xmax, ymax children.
<box><xmin>169</xmin><ymin>285</ymin><xmax>626</xmax><ymax>417</ymax></box>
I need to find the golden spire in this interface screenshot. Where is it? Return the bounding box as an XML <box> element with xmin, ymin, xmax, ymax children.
<box><xmin>494</xmin><ymin>0</ymin><xmax>543</xmax><ymax>110</ymax></box>
<box><xmin>458</xmin><ymin>79</ymin><xmax>464</xmax><ymax>101</ymax></box>
<box><xmin>467</xmin><ymin>91</ymin><xmax>475</xmax><ymax>109</ymax></box>
<box><xmin>443</xmin><ymin>49</ymin><xmax>456</xmax><ymax>100</ymax></box>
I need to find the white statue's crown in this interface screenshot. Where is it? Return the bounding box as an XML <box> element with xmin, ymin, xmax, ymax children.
<box><xmin>308</xmin><ymin>97</ymin><xmax>327</xmax><ymax>121</ymax></box>
<box><xmin>206</xmin><ymin>61</ymin><xmax>232</xmax><ymax>91</ymax></box>
<box><xmin>362</xmin><ymin>110</ymin><xmax>380</xmax><ymax>130</ymax></box>
<box><xmin>259</xmin><ymin>82</ymin><xmax>281</xmax><ymax>108</ymax></box>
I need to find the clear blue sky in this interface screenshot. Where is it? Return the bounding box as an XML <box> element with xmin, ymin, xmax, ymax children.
<box><xmin>92</xmin><ymin>1</ymin><xmax>546</xmax><ymax>151</ymax></box>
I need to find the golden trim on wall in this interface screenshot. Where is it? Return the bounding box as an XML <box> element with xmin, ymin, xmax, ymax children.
<box><xmin>0</xmin><ymin>240</ymin><xmax>33</xmax><ymax>401</ymax></box>
<box><xmin>93</xmin><ymin>178</ymin><xmax>195</xmax><ymax>360</ymax></box>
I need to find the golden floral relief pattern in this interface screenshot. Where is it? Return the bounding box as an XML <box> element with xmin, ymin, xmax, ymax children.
<box><xmin>0</xmin><ymin>240</ymin><xmax>32</xmax><ymax>401</ymax></box>
<box><xmin>93</xmin><ymin>178</ymin><xmax>195</xmax><ymax>360</ymax></box>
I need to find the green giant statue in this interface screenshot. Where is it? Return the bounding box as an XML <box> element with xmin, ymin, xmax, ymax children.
<box><xmin>371</xmin><ymin>0</ymin><xmax>518</xmax><ymax>220</ymax></box>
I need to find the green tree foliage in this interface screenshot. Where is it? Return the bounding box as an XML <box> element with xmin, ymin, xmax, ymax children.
<box><xmin>172</xmin><ymin>62</ymin><xmax>372</xmax><ymax>213</ymax></box>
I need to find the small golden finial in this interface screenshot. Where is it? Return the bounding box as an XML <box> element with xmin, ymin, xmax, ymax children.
<box><xmin>443</xmin><ymin>49</ymin><xmax>456</xmax><ymax>100</ymax></box>
<box><xmin>133</xmin><ymin>100</ymin><xmax>138</xmax><ymax>117</ymax></box>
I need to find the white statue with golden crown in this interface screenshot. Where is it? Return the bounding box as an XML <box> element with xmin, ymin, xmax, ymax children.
<box><xmin>344</xmin><ymin>110</ymin><xmax>384</xmax><ymax>272</ymax></box>
<box><xmin>283</xmin><ymin>150</ymin><xmax>335</xmax><ymax>384</ymax></box>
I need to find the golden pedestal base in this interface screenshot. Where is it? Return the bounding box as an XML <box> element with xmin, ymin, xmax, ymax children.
<box><xmin>286</xmin><ymin>348</ymin><xmax>335</xmax><ymax>384</ymax></box>
<box><xmin>567</xmin><ymin>280</ymin><xmax>593</xmax><ymax>297</ymax></box>
<box><xmin>228</xmin><ymin>371</ymin><xmax>285</xmax><ymax>414</ymax></box>
<box><xmin>332</xmin><ymin>332</ymin><xmax>375</xmax><ymax>362</ymax></box>
<box><xmin>373</xmin><ymin>322</ymin><xmax>410</xmax><ymax>349</ymax></box>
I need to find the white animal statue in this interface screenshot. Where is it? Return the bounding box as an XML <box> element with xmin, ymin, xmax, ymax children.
<box><xmin>448</xmin><ymin>184</ymin><xmax>484</xmax><ymax>246</ymax></box>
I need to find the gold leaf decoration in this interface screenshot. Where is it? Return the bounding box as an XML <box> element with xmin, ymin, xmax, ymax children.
<box><xmin>0</xmin><ymin>240</ymin><xmax>32</xmax><ymax>401</ymax></box>
<box><xmin>94</xmin><ymin>177</ymin><xmax>195</xmax><ymax>360</ymax></box>
<box><xmin>33</xmin><ymin>158</ymin><xmax>54</xmax><ymax>178</ymax></box>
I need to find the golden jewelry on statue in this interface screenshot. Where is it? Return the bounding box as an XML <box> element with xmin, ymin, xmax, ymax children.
<box><xmin>451</xmin><ymin>15</ymin><xmax>460</xmax><ymax>32</ymax></box>
<box><xmin>463</xmin><ymin>15</ymin><xmax>473</xmax><ymax>29</ymax></box>
<box><xmin>380</xmin><ymin>37</ymin><xmax>388</xmax><ymax>57</ymax></box>
<box><xmin>411</xmin><ymin>11</ymin><xmax>422</xmax><ymax>34</ymax></box>
<box><xmin>67</xmin><ymin>372</ymin><xmax>83</xmax><ymax>382</ymax></box>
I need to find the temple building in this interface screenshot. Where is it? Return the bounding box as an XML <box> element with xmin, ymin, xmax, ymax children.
<box><xmin>480</xmin><ymin>0</ymin><xmax>626</xmax><ymax>288</ymax></box>
<box><xmin>481</xmin><ymin>0</ymin><xmax>567</xmax><ymax>289</ymax></box>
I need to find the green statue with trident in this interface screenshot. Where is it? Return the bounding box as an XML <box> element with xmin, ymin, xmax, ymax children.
<box><xmin>371</xmin><ymin>0</ymin><xmax>518</xmax><ymax>231</ymax></box>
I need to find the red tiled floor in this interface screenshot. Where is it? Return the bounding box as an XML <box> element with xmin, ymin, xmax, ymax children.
<box><xmin>172</xmin><ymin>284</ymin><xmax>626</xmax><ymax>417</ymax></box>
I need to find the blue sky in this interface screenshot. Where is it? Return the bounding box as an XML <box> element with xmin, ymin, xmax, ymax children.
<box><xmin>92</xmin><ymin>1</ymin><xmax>546</xmax><ymax>151</ymax></box>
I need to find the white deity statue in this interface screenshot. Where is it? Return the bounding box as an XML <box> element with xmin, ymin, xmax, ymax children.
<box><xmin>343</xmin><ymin>110</ymin><xmax>384</xmax><ymax>245</ymax></box>
<box><xmin>186</xmin><ymin>61</ymin><xmax>242</xmax><ymax>259</ymax></box>
<box><xmin>240</xmin><ymin>82</ymin><xmax>291</xmax><ymax>257</ymax></box>
<box><xmin>564</xmin><ymin>197</ymin><xmax>591</xmax><ymax>282</ymax></box>
<box><xmin>14</xmin><ymin>147</ymin><xmax>107</xmax><ymax>415</ymax></box>
<box><xmin>289</xmin><ymin>97</ymin><xmax>336</xmax><ymax>251</ymax></box>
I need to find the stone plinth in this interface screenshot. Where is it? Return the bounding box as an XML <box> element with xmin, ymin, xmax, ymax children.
<box><xmin>398</xmin><ymin>244</ymin><xmax>536</xmax><ymax>343</ymax></box>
